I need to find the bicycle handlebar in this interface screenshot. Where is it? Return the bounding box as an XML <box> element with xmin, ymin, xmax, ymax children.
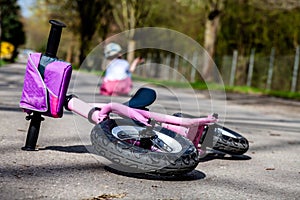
<box><xmin>45</xmin><ymin>20</ymin><xmax>66</xmax><ymax>58</ymax></box>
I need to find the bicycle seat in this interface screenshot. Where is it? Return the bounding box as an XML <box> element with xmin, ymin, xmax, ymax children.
<box><xmin>124</xmin><ymin>87</ymin><xmax>156</xmax><ymax>110</ymax></box>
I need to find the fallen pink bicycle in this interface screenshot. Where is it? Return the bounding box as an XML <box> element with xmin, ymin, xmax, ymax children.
<box><xmin>20</xmin><ymin>20</ymin><xmax>249</xmax><ymax>175</ymax></box>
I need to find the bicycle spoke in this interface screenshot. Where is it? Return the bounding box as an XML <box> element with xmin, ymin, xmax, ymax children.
<box><xmin>117</xmin><ymin>130</ymin><xmax>139</xmax><ymax>140</ymax></box>
<box><xmin>113</xmin><ymin>126</ymin><xmax>176</xmax><ymax>152</ymax></box>
<box><xmin>151</xmin><ymin>137</ymin><xmax>173</xmax><ymax>152</ymax></box>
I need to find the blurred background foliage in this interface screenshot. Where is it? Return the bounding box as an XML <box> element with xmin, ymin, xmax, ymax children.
<box><xmin>3</xmin><ymin>0</ymin><xmax>298</xmax><ymax>64</ymax></box>
<box><xmin>0</xmin><ymin>0</ymin><xmax>25</xmax><ymax>62</ymax></box>
<box><xmin>1</xmin><ymin>0</ymin><xmax>300</xmax><ymax>93</ymax></box>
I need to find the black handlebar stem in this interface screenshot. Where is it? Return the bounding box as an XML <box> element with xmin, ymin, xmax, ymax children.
<box><xmin>45</xmin><ymin>20</ymin><xmax>66</xmax><ymax>58</ymax></box>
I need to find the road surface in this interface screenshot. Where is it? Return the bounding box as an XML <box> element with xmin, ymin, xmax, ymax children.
<box><xmin>0</xmin><ymin>63</ymin><xmax>299</xmax><ymax>199</ymax></box>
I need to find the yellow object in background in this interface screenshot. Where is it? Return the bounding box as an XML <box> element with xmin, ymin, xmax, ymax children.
<box><xmin>1</xmin><ymin>41</ymin><xmax>15</xmax><ymax>59</ymax></box>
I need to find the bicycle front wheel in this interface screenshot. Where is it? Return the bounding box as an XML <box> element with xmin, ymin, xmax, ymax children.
<box><xmin>91</xmin><ymin>119</ymin><xmax>199</xmax><ymax>175</ymax></box>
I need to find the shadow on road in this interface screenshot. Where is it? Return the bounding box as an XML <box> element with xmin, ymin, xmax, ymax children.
<box><xmin>40</xmin><ymin>144</ymin><xmax>252</xmax><ymax>181</ymax></box>
<box><xmin>41</xmin><ymin>145</ymin><xmax>251</xmax><ymax>161</ymax></box>
<box><xmin>0</xmin><ymin>106</ymin><xmax>23</xmax><ymax>112</ymax></box>
<box><xmin>40</xmin><ymin>144</ymin><xmax>207</xmax><ymax>181</ymax></box>
<box><xmin>200</xmin><ymin>153</ymin><xmax>252</xmax><ymax>162</ymax></box>
<box><xmin>104</xmin><ymin>165</ymin><xmax>206</xmax><ymax>181</ymax></box>
<box><xmin>40</xmin><ymin>145</ymin><xmax>90</xmax><ymax>154</ymax></box>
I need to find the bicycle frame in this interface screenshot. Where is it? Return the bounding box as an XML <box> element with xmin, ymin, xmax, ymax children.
<box><xmin>67</xmin><ymin>96</ymin><xmax>218</xmax><ymax>148</ymax></box>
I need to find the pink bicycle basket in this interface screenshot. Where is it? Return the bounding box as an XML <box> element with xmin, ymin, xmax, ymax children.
<box><xmin>20</xmin><ymin>53</ymin><xmax>72</xmax><ymax>118</ymax></box>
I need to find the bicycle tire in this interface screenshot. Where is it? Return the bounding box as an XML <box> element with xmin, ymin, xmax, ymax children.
<box><xmin>90</xmin><ymin>119</ymin><xmax>200</xmax><ymax>175</ymax></box>
<box><xmin>172</xmin><ymin>113</ymin><xmax>249</xmax><ymax>155</ymax></box>
<box><xmin>204</xmin><ymin>123</ymin><xmax>249</xmax><ymax>155</ymax></box>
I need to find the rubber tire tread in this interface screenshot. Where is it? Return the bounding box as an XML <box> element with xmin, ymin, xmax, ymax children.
<box><xmin>209</xmin><ymin>124</ymin><xmax>249</xmax><ymax>155</ymax></box>
<box><xmin>91</xmin><ymin>119</ymin><xmax>200</xmax><ymax>175</ymax></box>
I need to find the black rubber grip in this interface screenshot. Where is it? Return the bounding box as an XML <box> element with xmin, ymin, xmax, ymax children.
<box><xmin>45</xmin><ymin>20</ymin><xmax>66</xmax><ymax>58</ymax></box>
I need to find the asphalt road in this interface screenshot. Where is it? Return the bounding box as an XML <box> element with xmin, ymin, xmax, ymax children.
<box><xmin>0</xmin><ymin>62</ymin><xmax>299</xmax><ymax>200</ymax></box>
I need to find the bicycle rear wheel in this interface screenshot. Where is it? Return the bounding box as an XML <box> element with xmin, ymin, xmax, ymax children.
<box><xmin>172</xmin><ymin>113</ymin><xmax>249</xmax><ymax>155</ymax></box>
<box><xmin>202</xmin><ymin>123</ymin><xmax>249</xmax><ymax>155</ymax></box>
<box><xmin>91</xmin><ymin>119</ymin><xmax>200</xmax><ymax>175</ymax></box>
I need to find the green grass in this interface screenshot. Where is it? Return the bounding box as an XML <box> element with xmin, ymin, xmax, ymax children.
<box><xmin>266</xmin><ymin>90</ymin><xmax>300</xmax><ymax>100</ymax></box>
<box><xmin>222</xmin><ymin>85</ymin><xmax>300</xmax><ymax>101</ymax></box>
<box><xmin>0</xmin><ymin>59</ymin><xmax>7</xmax><ymax>67</ymax></box>
<box><xmin>223</xmin><ymin>85</ymin><xmax>263</xmax><ymax>94</ymax></box>
<box><xmin>133</xmin><ymin>75</ymin><xmax>300</xmax><ymax>101</ymax></box>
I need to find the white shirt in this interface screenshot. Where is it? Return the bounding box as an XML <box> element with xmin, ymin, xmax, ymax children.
<box><xmin>104</xmin><ymin>59</ymin><xmax>131</xmax><ymax>81</ymax></box>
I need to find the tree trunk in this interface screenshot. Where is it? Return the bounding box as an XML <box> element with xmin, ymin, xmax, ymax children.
<box><xmin>203</xmin><ymin>13</ymin><xmax>220</xmax><ymax>82</ymax></box>
<box><xmin>66</xmin><ymin>41</ymin><xmax>73</xmax><ymax>63</ymax></box>
<box><xmin>127</xmin><ymin>39</ymin><xmax>136</xmax><ymax>64</ymax></box>
<box><xmin>79</xmin><ymin>37</ymin><xmax>90</xmax><ymax>65</ymax></box>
